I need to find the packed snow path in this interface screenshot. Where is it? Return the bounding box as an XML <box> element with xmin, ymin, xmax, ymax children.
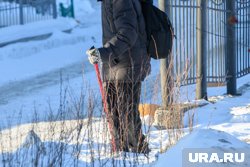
<box><xmin>0</xmin><ymin>61</ymin><xmax>91</xmax><ymax>105</ymax></box>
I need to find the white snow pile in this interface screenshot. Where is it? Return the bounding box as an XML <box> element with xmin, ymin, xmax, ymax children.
<box><xmin>157</xmin><ymin>129</ymin><xmax>250</xmax><ymax>167</ymax></box>
<box><xmin>0</xmin><ymin>18</ymin><xmax>78</xmax><ymax>44</ymax></box>
<box><xmin>73</xmin><ymin>0</ymin><xmax>95</xmax><ymax>16</ymax></box>
<box><xmin>0</xmin><ymin>118</ymin><xmax>162</xmax><ymax>166</ymax></box>
<box><xmin>0</xmin><ymin>114</ymin><xmax>249</xmax><ymax>166</ymax></box>
<box><xmin>230</xmin><ymin>105</ymin><xmax>250</xmax><ymax>123</ymax></box>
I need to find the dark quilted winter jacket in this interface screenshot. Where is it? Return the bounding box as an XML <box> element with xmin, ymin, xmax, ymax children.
<box><xmin>98</xmin><ymin>0</ymin><xmax>151</xmax><ymax>82</ymax></box>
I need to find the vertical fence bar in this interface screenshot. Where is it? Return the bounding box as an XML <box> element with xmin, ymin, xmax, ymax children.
<box><xmin>243</xmin><ymin>2</ymin><xmax>246</xmax><ymax>75</ymax></box>
<box><xmin>226</xmin><ymin>0</ymin><xmax>237</xmax><ymax>95</ymax></box>
<box><xmin>248</xmin><ymin>5</ymin><xmax>250</xmax><ymax>74</ymax></box>
<box><xmin>196</xmin><ymin>0</ymin><xmax>207</xmax><ymax>100</ymax></box>
<box><xmin>19</xmin><ymin>0</ymin><xmax>24</xmax><ymax>25</ymax></box>
<box><xmin>52</xmin><ymin>0</ymin><xmax>57</xmax><ymax>19</ymax></box>
<box><xmin>193</xmin><ymin>0</ymin><xmax>196</xmax><ymax>84</ymax></box>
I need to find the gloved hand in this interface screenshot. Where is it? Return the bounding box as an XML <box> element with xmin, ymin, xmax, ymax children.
<box><xmin>86</xmin><ymin>48</ymin><xmax>101</xmax><ymax>64</ymax></box>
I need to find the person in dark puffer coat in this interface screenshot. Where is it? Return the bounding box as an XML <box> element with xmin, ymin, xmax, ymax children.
<box><xmin>86</xmin><ymin>0</ymin><xmax>151</xmax><ymax>154</ymax></box>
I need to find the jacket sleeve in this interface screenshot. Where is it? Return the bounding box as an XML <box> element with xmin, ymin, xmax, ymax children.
<box><xmin>98</xmin><ymin>0</ymin><xmax>138</xmax><ymax>63</ymax></box>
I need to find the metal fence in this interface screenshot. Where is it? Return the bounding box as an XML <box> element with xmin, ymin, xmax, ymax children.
<box><xmin>236</xmin><ymin>0</ymin><xmax>250</xmax><ymax>77</ymax></box>
<box><xmin>0</xmin><ymin>0</ymin><xmax>57</xmax><ymax>28</ymax></box>
<box><xmin>167</xmin><ymin>0</ymin><xmax>250</xmax><ymax>86</ymax></box>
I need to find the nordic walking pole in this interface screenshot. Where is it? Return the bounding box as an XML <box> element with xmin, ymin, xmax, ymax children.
<box><xmin>90</xmin><ymin>47</ymin><xmax>117</xmax><ymax>153</ymax></box>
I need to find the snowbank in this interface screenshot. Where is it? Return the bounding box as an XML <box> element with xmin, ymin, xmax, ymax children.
<box><xmin>157</xmin><ymin>129</ymin><xmax>250</xmax><ymax>167</ymax></box>
<box><xmin>0</xmin><ymin>18</ymin><xmax>77</xmax><ymax>44</ymax></box>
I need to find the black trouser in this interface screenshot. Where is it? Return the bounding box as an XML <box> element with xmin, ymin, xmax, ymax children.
<box><xmin>104</xmin><ymin>81</ymin><xmax>144</xmax><ymax>151</ymax></box>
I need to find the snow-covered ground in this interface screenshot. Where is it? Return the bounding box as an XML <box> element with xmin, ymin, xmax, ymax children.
<box><xmin>0</xmin><ymin>80</ymin><xmax>250</xmax><ymax>166</ymax></box>
<box><xmin>0</xmin><ymin>18</ymin><xmax>78</xmax><ymax>44</ymax></box>
<box><xmin>0</xmin><ymin>0</ymin><xmax>249</xmax><ymax>166</ymax></box>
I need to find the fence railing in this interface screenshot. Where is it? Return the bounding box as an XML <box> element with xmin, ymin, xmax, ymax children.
<box><xmin>236</xmin><ymin>0</ymin><xmax>250</xmax><ymax>78</ymax></box>
<box><xmin>167</xmin><ymin>0</ymin><xmax>250</xmax><ymax>92</ymax></box>
<box><xmin>0</xmin><ymin>0</ymin><xmax>57</xmax><ymax>28</ymax></box>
